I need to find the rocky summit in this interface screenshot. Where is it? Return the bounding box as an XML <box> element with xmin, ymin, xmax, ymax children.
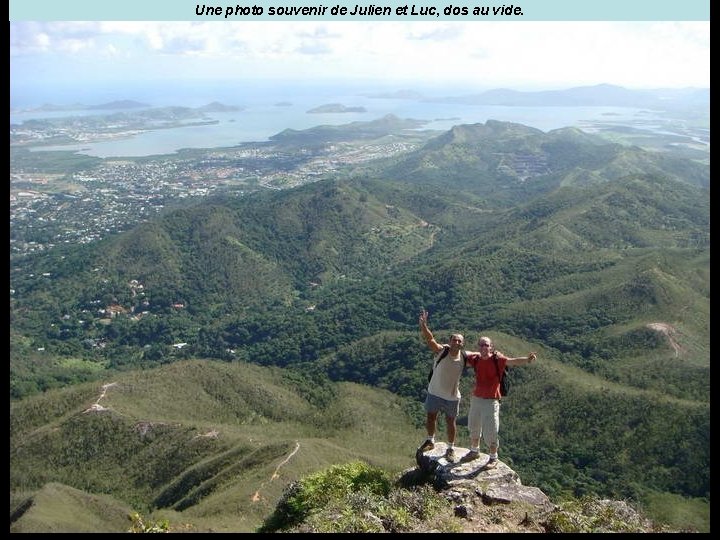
<box><xmin>406</xmin><ymin>442</ymin><xmax>661</xmax><ymax>533</ymax></box>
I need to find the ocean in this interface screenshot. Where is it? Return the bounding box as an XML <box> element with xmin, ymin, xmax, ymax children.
<box><xmin>9</xmin><ymin>79</ymin><xmax>658</xmax><ymax>158</ymax></box>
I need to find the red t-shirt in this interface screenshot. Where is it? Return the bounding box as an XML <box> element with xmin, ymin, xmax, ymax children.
<box><xmin>466</xmin><ymin>352</ymin><xmax>508</xmax><ymax>399</ymax></box>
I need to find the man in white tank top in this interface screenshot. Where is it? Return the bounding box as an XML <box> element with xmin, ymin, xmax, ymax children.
<box><xmin>417</xmin><ymin>309</ymin><xmax>465</xmax><ymax>462</ymax></box>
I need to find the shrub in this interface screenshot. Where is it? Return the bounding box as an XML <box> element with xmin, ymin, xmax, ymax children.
<box><xmin>258</xmin><ymin>461</ymin><xmax>392</xmax><ymax>532</ymax></box>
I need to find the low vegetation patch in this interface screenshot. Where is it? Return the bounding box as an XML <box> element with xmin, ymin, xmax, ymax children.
<box><xmin>258</xmin><ymin>460</ymin><xmax>448</xmax><ymax>533</ymax></box>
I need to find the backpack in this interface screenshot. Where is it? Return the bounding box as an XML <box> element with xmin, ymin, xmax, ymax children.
<box><xmin>428</xmin><ymin>345</ymin><xmax>468</xmax><ymax>383</ymax></box>
<box><xmin>492</xmin><ymin>352</ymin><xmax>510</xmax><ymax>397</ymax></box>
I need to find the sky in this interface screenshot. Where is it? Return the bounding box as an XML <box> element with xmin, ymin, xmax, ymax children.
<box><xmin>9</xmin><ymin>21</ymin><xmax>710</xmax><ymax>101</ymax></box>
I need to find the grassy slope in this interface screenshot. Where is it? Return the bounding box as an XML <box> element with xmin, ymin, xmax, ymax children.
<box><xmin>9</xmin><ymin>483</ymin><xmax>134</xmax><ymax>533</ymax></box>
<box><xmin>10</xmin><ymin>359</ymin><xmax>426</xmax><ymax>533</ymax></box>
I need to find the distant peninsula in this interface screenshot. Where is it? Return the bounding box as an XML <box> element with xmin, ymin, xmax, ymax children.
<box><xmin>87</xmin><ymin>100</ymin><xmax>151</xmax><ymax>110</ymax></box>
<box><xmin>196</xmin><ymin>102</ymin><xmax>244</xmax><ymax>112</ymax></box>
<box><xmin>13</xmin><ymin>100</ymin><xmax>243</xmax><ymax>115</ymax></box>
<box><xmin>307</xmin><ymin>103</ymin><xmax>367</xmax><ymax>113</ymax></box>
<box><xmin>363</xmin><ymin>89</ymin><xmax>424</xmax><ymax>100</ymax></box>
<box><xmin>13</xmin><ymin>100</ymin><xmax>151</xmax><ymax>114</ymax></box>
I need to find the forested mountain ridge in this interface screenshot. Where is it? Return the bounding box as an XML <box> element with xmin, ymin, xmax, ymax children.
<box><xmin>428</xmin><ymin>84</ymin><xmax>709</xmax><ymax>110</ymax></box>
<box><xmin>10</xmin><ymin>120</ymin><xmax>709</xmax><ymax>530</ymax></box>
<box><xmin>10</xmin><ymin>121</ymin><xmax>709</xmax><ymax>395</ymax></box>
<box><xmin>377</xmin><ymin>121</ymin><xmax>709</xmax><ymax>206</ymax></box>
<box><xmin>10</xmin><ymin>171</ymin><xmax>708</xmax><ymax>379</ymax></box>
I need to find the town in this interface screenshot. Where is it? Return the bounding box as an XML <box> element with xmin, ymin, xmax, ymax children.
<box><xmin>10</xmin><ymin>130</ymin><xmax>426</xmax><ymax>261</ymax></box>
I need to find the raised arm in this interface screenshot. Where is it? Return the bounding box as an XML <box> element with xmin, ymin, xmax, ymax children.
<box><xmin>419</xmin><ymin>309</ymin><xmax>444</xmax><ymax>354</ymax></box>
<box><xmin>505</xmin><ymin>351</ymin><xmax>537</xmax><ymax>367</ymax></box>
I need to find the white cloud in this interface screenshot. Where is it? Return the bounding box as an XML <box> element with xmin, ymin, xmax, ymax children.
<box><xmin>9</xmin><ymin>21</ymin><xmax>710</xmax><ymax>89</ymax></box>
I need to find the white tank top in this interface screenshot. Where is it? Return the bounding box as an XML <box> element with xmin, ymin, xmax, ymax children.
<box><xmin>427</xmin><ymin>350</ymin><xmax>464</xmax><ymax>400</ymax></box>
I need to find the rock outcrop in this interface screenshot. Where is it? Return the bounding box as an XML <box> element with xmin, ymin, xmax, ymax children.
<box><xmin>415</xmin><ymin>442</ymin><xmax>552</xmax><ymax>509</ymax></box>
<box><xmin>408</xmin><ymin>442</ymin><xmax>554</xmax><ymax>532</ymax></box>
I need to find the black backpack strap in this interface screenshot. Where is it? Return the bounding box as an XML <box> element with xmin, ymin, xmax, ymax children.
<box><xmin>433</xmin><ymin>344</ymin><xmax>450</xmax><ymax>370</ymax></box>
<box><xmin>492</xmin><ymin>352</ymin><xmax>502</xmax><ymax>382</ymax></box>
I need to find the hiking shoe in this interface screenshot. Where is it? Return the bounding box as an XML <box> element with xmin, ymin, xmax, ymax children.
<box><xmin>484</xmin><ymin>457</ymin><xmax>498</xmax><ymax>469</ymax></box>
<box><xmin>462</xmin><ymin>450</ymin><xmax>480</xmax><ymax>462</ymax></box>
<box><xmin>418</xmin><ymin>439</ymin><xmax>435</xmax><ymax>452</ymax></box>
<box><xmin>445</xmin><ymin>448</ymin><xmax>456</xmax><ymax>462</ymax></box>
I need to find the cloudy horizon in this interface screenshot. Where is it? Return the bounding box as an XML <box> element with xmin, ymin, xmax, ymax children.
<box><xmin>10</xmin><ymin>21</ymin><xmax>710</xmax><ymax>107</ymax></box>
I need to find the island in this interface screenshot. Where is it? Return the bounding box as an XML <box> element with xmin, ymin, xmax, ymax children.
<box><xmin>307</xmin><ymin>103</ymin><xmax>367</xmax><ymax>113</ymax></box>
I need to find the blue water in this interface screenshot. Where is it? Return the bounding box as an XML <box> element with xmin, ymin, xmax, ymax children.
<box><xmin>10</xmin><ymin>79</ymin><xmax>655</xmax><ymax>158</ymax></box>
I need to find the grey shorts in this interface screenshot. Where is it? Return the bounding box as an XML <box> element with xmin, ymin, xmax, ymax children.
<box><xmin>424</xmin><ymin>393</ymin><xmax>460</xmax><ymax>418</ymax></box>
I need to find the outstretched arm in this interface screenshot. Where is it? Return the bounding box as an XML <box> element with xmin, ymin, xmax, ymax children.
<box><xmin>419</xmin><ymin>309</ymin><xmax>444</xmax><ymax>354</ymax></box>
<box><xmin>505</xmin><ymin>352</ymin><xmax>537</xmax><ymax>367</ymax></box>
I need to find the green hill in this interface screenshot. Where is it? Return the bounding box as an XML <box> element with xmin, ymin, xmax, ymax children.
<box><xmin>379</xmin><ymin>121</ymin><xmax>708</xmax><ymax>205</ymax></box>
<box><xmin>10</xmin><ymin>359</ymin><xmax>426</xmax><ymax>533</ymax></box>
<box><xmin>270</xmin><ymin>113</ymin><xmax>426</xmax><ymax>146</ymax></box>
<box><xmin>10</xmin><ymin>483</ymin><xmax>134</xmax><ymax>533</ymax></box>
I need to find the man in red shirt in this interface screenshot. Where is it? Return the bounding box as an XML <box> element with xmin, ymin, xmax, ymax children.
<box><xmin>464</xmin><ymin>336</ymin><xmax>537</xmax><ymax>468</ymax></box>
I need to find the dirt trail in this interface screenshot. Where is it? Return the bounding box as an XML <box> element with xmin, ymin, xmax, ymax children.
<box><xmin>252</xmin><ymin>441</ymin><xmax>301</xmax><ymax>502</ymax></box>
<box><xmin>80</xmin><ymin>383</ymin><xmax>301</xmax><ymax>506</ymax></box>
<box><xmin>83</xmin><ymin>382</ymin><xmax>118</xmax><ymax>413</ymax></box>
<box><xmin>646</xmin><ymin>322</ymin><xmax>683</xmax><ymax>356</ymax></box>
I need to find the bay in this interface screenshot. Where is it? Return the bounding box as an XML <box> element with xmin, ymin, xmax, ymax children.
<box><xmin>9</xmin><ymin>80</ymin><xmax>664</xmax><ymax>158</ymax></box>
